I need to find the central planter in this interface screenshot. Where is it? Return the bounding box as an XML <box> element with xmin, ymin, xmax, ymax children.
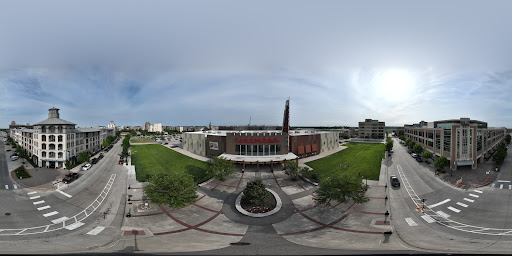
<box><xmin>235</xmin><ymin>188</ymin><xmax>282</xmax><ymax>217</ymax></box>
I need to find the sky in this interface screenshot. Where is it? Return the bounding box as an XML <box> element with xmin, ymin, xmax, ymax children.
<box><xmin>1</xmin><ymin>0</ymin><xmax>512</xmax><ymax>128</ymax></box>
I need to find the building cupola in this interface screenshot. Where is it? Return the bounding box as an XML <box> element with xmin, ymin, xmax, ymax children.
<box><xmin>48</xmin><ymin>107</ymin><xmax>60</xmax><ymax>118</ymax></box>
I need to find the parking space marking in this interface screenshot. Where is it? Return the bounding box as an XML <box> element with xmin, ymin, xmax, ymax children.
<box><xmin>87</xmin><ymin>226</ymin><xmax>105</xmax><ymax>235</ymax></box>
<box><xmin>33</xmin><ymin>200</ymin><xmax>45</xmax><ymax>205</ymax></box>
<box><xmin>463</xmin><ymin>198</ymin><xmax>475</xmax><ymax>203</ymax></box>
<box><xmin>37</xmin><ymin>206</ymin><xmax>51</xmax><ymax>211</ymax></box>
<box><xmin>456</xmin><ymin>202</ymin><xmax>468</xmax><ymax>208</ymax></box>
<box><xmin>469</xmin><ymin>194</ymin><xmax>479</xmax><ymax>198</ymax></box>
<box><xmin>405</xmin><ymin>218</ymin><xmax>418</xmax><ymax>226</ymax></box>
<box><xmin>56</xmin><ymin>189</ymin><xmax>72</xmax><ymax>198</ymax></box>
<box><xmin>43</xmin><ymin>211</ymin><xmax>58</xmax><ymax>217</ymax></box>
<box><xmin>13</xmin><ymin>184</ymin><xmax>17</xmax><ymax>189</ymax></box>
<box><xmin>473</xmin><ymin>190</ymin><xmax>483</xmax><ymax>193</ymax></box>
<box><xmin>437</xmin><ymin>211</ymin><xmax>450</xmax><ymax>218</ymax></box>
<box><xmin>421</xmin><ymin>215</ymin><xmax>436</xmax><ymax>223</ymax></box>
<box><xmin>448</xmin><ymin>206</ymin><xmax>461</xmax><ymax>213</ymax></box>
<box><xmin>51</xmin><ymin>217</ymin><xmax>69</xmax><ymax>224</ymax></box>
<box><xmin>29</xmin><ymin>196</ymin><xmax>41</xmax><ymax>200</ymax></box>
<box><xmin>65</xmin><ymin>222</ymin><xmax>84</xmax><ymax>230</ymax></box>
<box><xmin>27</xmin><ymin>191</ymin><xmax>37</xmax><ymax>195</ymax></box>
<box><xmin>428</xmin><ymin>199</ymin><xmax>451</xmax><ymax>208</ymax></box>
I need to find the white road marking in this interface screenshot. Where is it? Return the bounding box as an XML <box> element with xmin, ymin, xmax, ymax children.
<box><xmin>456</xmin><ymin>202</ymin><xmax>468</xmax><ymax>207</ymax></box>
<box><xmin>428</xmin><ymin>199</ymin><xmax>451</xmax><ymax>208</ymax></box>
<box><xmin>86</xmin><ymin>226</ymin><xmax>105</xmax><ymax>235</ymax></box>
<box><xmin>56</xmin><ymin>189</ymin><xmax>72</xmax><ymax>198</ymax></box>
<box><xmin>448</xmin><ymin>206</ymin><xmax>461</xmax><ymax>213</ymax></box>
<box><xmin>64</xmin><ymin>222</ymin><xmax>84</xmax><ymax>230</ymax></box>
<box><xmin>43</xmin><ymin>211</ymin><xmax>58</xmax><ymax>217</ymax></box>
<box><xmin>469</xmin><ymin>194</ymin><xmax>479</xmax><ymax>198</ymax></box>
<box><xmin>5</xmin><ymin>185</ymin><xmax>8</xmax><ymax>189</ymax></box>
<box><xmin>437</xmin><ymin>211</ymin><xmax>450</xmax><ymax>218</ymax></box>
<box><xmin>27</xmin><ymin>191</ymin><xmax>37</xmax><ymax>195</ymax></box>
<box><xmin>37</xmin><ymin>206</ymin><xmax>51</xmax><ymax>211</ymax></box>
<box><xmin>492</xmin><ymin>183</ymin><xmax>496</xmax><ymax>188</ymax></box>
<box><xmin>29</xmin><ymin>196</ymin><xmax>41</xmax><ymax>200</ymax></box>
<box><xmin>405</xmin><ymin>218</ymin><xmax>418</xmax><ymax>226</ymax></box>
<box><xmin>13</xmin><ymin>184</ymin><xmax>17</xmax><ymax>189</ymax></box>
<box><xmin>498</xmin><ymin>180</ymin><xmax>511</xmax><ymax>182</ymax></box>
<box><xmin>421</xmin><ymin>215</ymin><xmax>436</xmax><ymax>223</ymax></box>
<box><xmin>473</xmin><ymin>190</ymin><xmax>483</xmax><ymax>193</ymax></box>
<box><xmin>463</xmin><ymin>198</ymin><xmax>475</xmax><ymax>203</ymax></box>
<box><xmin>509</xmin><ymin>185</ymin><xmax>512</xmax><ymax>190</ymax></box>
<box><xmin>500</xmin><ymin>184</ymin><xmax>504</xmax><ymax>189</ymax></box>
<box><xmin>33</xmin><ymin>200</ymin><xmax>45</xmax><ymax>205</ymax></box>
<box><xmin>51</xmin><ymin>217</ymin><xmax>69</xmax><ymax>224</ymax></box>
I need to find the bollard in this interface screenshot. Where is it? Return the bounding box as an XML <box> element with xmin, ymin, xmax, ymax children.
<box><xmin>385</xmin><ymin>211</ymin><xmax>389</xmax><ymax>216</ymax></box>
<box><xmin>128</xmin><ymin>185</ymin><xmax>131</xmax><ymax>189</ymax></box>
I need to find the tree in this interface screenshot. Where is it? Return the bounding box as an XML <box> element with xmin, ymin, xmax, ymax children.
<box><xmin>423</xmin><ymin>151</ymin><xmax>433</xmax><ymax>162</ymax></box>
<box><xmin>206</xmin><ymin>156</ymin><xmax>235</xmax><ymax>181</ymax></box>
<box><xmin>78</xmin><ymin>152</ymin><xmax>90</xmax><ymax>164</ymax></box>
<box><xmin>116</xmin><ymin>131</ymin><xmax>121</xmax><ymax>137</ymax></box>
<box><xmin>506</xmin><ymin>134</ymin><xmax>511</xmax><ymax>144</ymax></box>
<box><xmin>314</xmin><ymin>174</ymin><xmax>369</xmax><ymax>206</ymax></box>
<box><xmin>413</xmin><ymin>144</ymin><xmax>423</xmax><ymax>154</ymax></box>
<box><xmin>144</xmin><ymin>173</ymin><xmax>198</xmax><ymax>208</ymax></box>
<box><xmin>130</xmin><ymin>130</ymin><xmax>137</xmax><ymax>136</ymax></box>
<box><xmin>385</xmin><ymin>140</ymin><xmax>394</xmax><ymax>152</ymax></box>
<box><xmin>284</xmin><ymin>161</ymin><xmax>301</xmax><ymax>181</ymax></box>
<box><xmin>65</xmin><ymin>160</ymin><xmax>71</xmax><ymax>170</ymax></box>
<box><xmin>434</xmin><ymin>156</ymin><xmax>450</xmax><ymax>173</ymax></box>
<box><xmin>102</xmin><ymin>140</ymin><xmax>109</xmax><ymax>148</ymax></box>
<box><xmin>241</xmin><ymin>179</ymin><xmax>269</xmax><ymax>207</ymax></box>
<box><xmin>493</xmin><ymin>142</ymin><xmax>507</xmax><ymax>164</ymax></box>
<box><xmin>399</xmin><ymin>135</ymin><xmax>405</xmax><ymax>141</ymax></box>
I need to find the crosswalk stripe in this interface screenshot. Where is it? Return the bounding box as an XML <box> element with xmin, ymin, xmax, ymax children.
<box><xmin>51</xmin><ymin>217</ymin><xmax>69</xmax><ymax>224</ymax></box>
<box><xmin>500</xmin><ymin>184</ymin><xmax>504</xmax><ymax>189</ymax></box>
<box><xmin>428</xmin><ymin>199</ymin><xmax>451</xmax><ymax>208</ymax></box>
<box><xmin>27</xmin><ymin>191</ymin><xmax>37</xmax><ymax>195</ymax></box>
<box><xmin>87</xmin><ymin>226</ymin><xmax>105</xmax><ymax>235</ymax></box>
<box><xmin>448</xmin><ymin>206</ymin><xmax>461</xmax><ymax>213</ymax></box>
<box><xmin>421</xmin><ymin>215</ymin><xmax>436</xmax><ymax>223</ymax></box>
<box><xmin>37</xmin><ymin>205</ymin><xmax>51</xmax><ymax>211</ymax></box>
<box><xmin>43</xmin><ymin>211</ymin><xmax>58</xmax><ymax>217</ymax></box>
<box><xmin>29</xmin><ymin>196</ymin><xmax>41</xmax><ymax>200</ymax></box>
<box><xmin>13</xmin><ymin>184</ymin><xmax>17</xmax><ymax>189</ymax></box>
<box><xmin>509</xmin><ymin>185</ymin><xmax>512</xmax><ymax>190</ymax></box>
<box><xmin>469</xmin><ymin>194</ymin><xmax>479</xmax><ymax>198</ymax></box>
<box><xmin>4</xmin><ymin>185</ymin><xmax>8</xmax><ymax>189</ymax></box>
<box><xmin>33</xmin><ymin>200</ymin><xmax>45</xmax><ymax>205</ymax></box>
<box><xmin>473</xmin><ymin>190</ymin><xmax>483</xmax><ymax>193</ymax></box>
<box><xmin>437</xmin><ymin>211</ymin><xmax>450</xmax><ymax>218</ymax></box>
<box><xmin>65</xmin><ymin>222</ymin><xmax>84</xmax><ymax>230</ymax></box>
<box><xmin>405</xmin><ymin>217</ymin><xmax>418</xmax><ymax>226</ymax></box>
<box><xmin>456</xmin><ymin>202</ymin><xmax>468</xmax><ymax>207</ymax></box>
<box><xmin>492</xmin><ymin>184</ymin><xmax>496</xmax><ymax>188</ymax></box>
<box><xmin>463</xmin><ymin>198</ymin><xmax>475</xmax><ymax>203</ymax></box>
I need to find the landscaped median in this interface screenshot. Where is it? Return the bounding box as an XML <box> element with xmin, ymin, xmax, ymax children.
<box><xmin>305</xmin><ymin>142</ymin><xmax>384</xmax><ymax>180</ymax></box>
<box><xmin>131</xmin><ymin>144</ymin><xmax>209</xmax><ymax>183</ymax></box>
<box><xmin>12</xmin><ymin>165</ymin><xmax>31</xmax><ymax>179</ymax></box>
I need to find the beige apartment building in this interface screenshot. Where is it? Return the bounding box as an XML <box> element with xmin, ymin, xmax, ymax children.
<box><xmin>358</xmin><ymin>119</ymin><xmax>385</xmax><ymax>139</ymax></box>
<box><xmin>9</xmin><ymin>107</ymin><xmax>114</xmax><ymax>168</ymax></box>
<box><xmin>404</xmin><ymin>118</ymin><xmax>507</xmax><ymax>170</ymax></box>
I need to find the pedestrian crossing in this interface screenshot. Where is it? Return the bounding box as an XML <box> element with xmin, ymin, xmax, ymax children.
<box><xmin>492</xmin><ymin>181</ymin><xmax>512</xmax><ymax>189</ymax></box>
<box><xmin>3</xmin><ymin>184</ymin><xmax>20</xmax><ymax>190</ymax></box>
<box><xmin>424</xmin><ymin>189</ymin><xmax>484</xmax><ymax>223</ymax></box>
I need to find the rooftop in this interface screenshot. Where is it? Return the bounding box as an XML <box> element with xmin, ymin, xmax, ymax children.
<box><xmin>33</xmin><ymin>117</ymin><xmax>76</xmax><ymax>126</ymax></box>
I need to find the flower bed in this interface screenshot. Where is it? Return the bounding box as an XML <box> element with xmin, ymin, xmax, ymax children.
<box><xmin>240</xmin><ymin>189</ymin><xmax>276</xmax><ymax>214</ymax></box>
<box><xmin>13</xmin><ymin>166</ymin><xmax>31</xmax><ymax>179</ymax></box>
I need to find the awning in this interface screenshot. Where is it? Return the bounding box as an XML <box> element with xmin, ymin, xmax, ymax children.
<box><xmin>305</xmin><ymin>145</ymin><xmax>311</xmax><ymax>153</ymax></box>
<box><xmin>298</xmin><ymin>146</ymin><xmax>305</xmax><ymax>155</ymax></box>
<box><xmin>312</xmin><ymin>144</ymin><xmax>318</xmax><ymax>152</ymax></box>
<box><xmin>456</xmin><ymin>160</ymin><xmax>474</xmax><ymax>166</ymax></box>
<box><xmin>219</xmin><ymin>153</ymin><xmax>298</xmax><ymax>164</ymax></box>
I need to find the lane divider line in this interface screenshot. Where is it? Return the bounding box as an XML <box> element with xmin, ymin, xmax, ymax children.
<box><xmin>51</xmin><ymin>217</ymin><xmax>69</xmax><ymax>224</ymax></box>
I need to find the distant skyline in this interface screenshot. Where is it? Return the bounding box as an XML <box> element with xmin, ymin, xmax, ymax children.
<box><xmin>1</xmin><ymin>1</ymin><xmax>512</xmax><ymax>128</ymax></box>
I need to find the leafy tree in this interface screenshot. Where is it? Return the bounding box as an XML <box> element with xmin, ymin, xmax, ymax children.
<box><xmin>116</xmin><ymin>131</ymin><xmax>121</xmax><ymax>137</ymax></box>
<box><xmin>102</xmin><ymin>140</ymin><xmax>109</xmax><ymax>148</ymax></box>
<box><xmin>314</xmin><ymin>174</ymin><xmax>369</xmax><ymax>206</ymax></box>
<box><xmin>144</xmin><ymin>174</ymin><xmax>198</xmax><ymax>208</ymax></box>
<box><xmin>65</xmin><ymin>160</ymin><xmax>71</xmax><ymax>170</ymax></box>
<box><xmin>300</xmin><ymin>166</ymin><xmax>318</xmax><ymax>182</ymax></box>
<box><xmin>413</xmin><ymin>144</ymin><xmax>424</xmax><ymax>154</ymax></box>
<box><xmin>423</xmin><ymin>151</ymin><xmax>433</xmax><ymax>161</ymax></box>
<box><xmin>493</xmin><ymin>142</ymin><xmax>507</xmax><ymax>164</ymax></box>
<box><xmin>130</xmin><ymin>130</ymin><xmax>137</xmax><ymax>136</ymax></box>
<box><xmin>241</xmin><ymin>179</ymin><xmax>269</xmax><ymax>207</ymax></box>
<box><xmin>206</xmin><ymin>156</ymin><xmax>235</xmax><ymax>181</ymax></box>
<box><xmin>78</xmin><ymin>152</ymin><xmax>90</xmax><ymax>164</ymax></box>
<box><xmin>385</xmin><ymin>140</ymin><xmax>394</xmax><ymax>151</ymax></box>
<box><xmin>342</xmin><ymin>134</ymin><xmax>349</xmax><ymax>139</ymax></box>
<box><xmin>434</xmin><ymin>156</ymin><xmax>450</xmax><ymax>173</ymax></box>
<box><xmin>284</xmin><ymin>161</ymin><xmax>302</xmax><ymax>181</ymax></box>
<box><xmin>506</xmin><ymin>134</ymin><xmax>511</xmax><ymax>144</ymax></box>
<box><xmin>399</xmin><ymin>135</ymin><xmax>405</xmax><ymax>141</ymax></box>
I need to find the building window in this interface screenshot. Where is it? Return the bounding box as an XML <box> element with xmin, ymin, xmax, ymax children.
<box><xmin>49</xmin><ymin>152</ymin><xmax>55</xmax><ymax>158</ymax></box>
<box><xmin>42</xmin><ymin>135</ymin><xmax>46</xmax><ymax>142</ymax></box>
<box><xmin>58</xmin><ymin>144</ymin><xmax>63</xmax><ymax>150</ymax></box>
<box><xmin>49</xmin><ymin>126</ymin><xmax>55</xmax><ymax>133</ymax></box>
<box><xmin>42</xmin><ymin>151</ymin><xmax>46</xmax><ymax>157</ymax></box>
<box><xmin>58</xmin><ymin>126</ymin><xmax>63</xmax><ymax>133</ymax></box>
<box><xmin>58</xmin><ymin>152</ymin><xmax>63</xmax><ymax>159</ymax></box>
<box><xmin>58</xmin><ymin>135</ymin><xmax>63</xmax><ymax>142</ymax></box>
<box><xmin>42</xmin><ymin>143</ymin><xmax>46</xmax><ymax>150</ymax></box>
<box><xmin>49</xmin><ymin>135</ymin><xmax>55</xmax><ymax>142</ymax></box>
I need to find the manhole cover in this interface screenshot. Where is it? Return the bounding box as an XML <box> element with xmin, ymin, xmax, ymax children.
<box><xmin>230</xmin><ymin>242</ymin><xmax>250</xmax><ymax>245</ymax></box>
<box><xmin>5</xmin><ymin>213</ymin><xmax>11</xmax><ymax>216</ymax></box>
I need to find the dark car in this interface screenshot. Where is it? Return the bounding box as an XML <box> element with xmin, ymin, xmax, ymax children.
<box><xmin>408</xmin><ymin>150</ymin><xmax>412</xmax><ymax>154</ymax></box>
<box><xmin>99</xmin><ymin>154</ymin><xmax>104</xmax><ymax>159</ymax></box>
<box><xmin>91</xmin><ymin>158</ymin><xmax>98</xmax><ymax>164</ymax></box>
<box><xmin>390</xmin><ymin>175</ymin><xmax>400</xmax><ymax>187</ymax></box>
<box><xmin>416</xmin><ymin>157</ymin><xmax>423</xmax><ymax>162</ymax></box>
<box><xmin>10</xmin><ymin>153</ymin><xmax>18</xmax><ymax>157</ymax></box>
<box><xmin>63</xmin><ymin>173</ymin><xmax>79</xmax><ymax>184</ymax></box>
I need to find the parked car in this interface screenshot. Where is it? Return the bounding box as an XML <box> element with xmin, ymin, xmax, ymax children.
<box><xmin>82</xmin><ymin>163</ymin><xmax>92</xmax><ymax>171</ymax></box>
<box><xmin>63</xmin><ymin>173</ymin><xmax>79</xmax><ymax>184</ymax></box>
<box><xmin>10</xmin><ymin>155</ymin><xmax>19</xmax><ymax>161</ymax></box>
<box><xmin>91</xmin><ymin>158</ymin><xmax>98</xmax><ymax>164</ymax></box>
<box><xmin>118</xmin><ymin>159</ymin><xmax>124</xmax><ymax>165</ymax></box>
<box><xmin>98</xmin><ymin>154</ymin><xmax>104</xmax><ymax>160</ymax></box>
<box><xmin>408</xmin><ymin>150</ymin><xmax>412</xmax><ymax>154</ymax></box>
<box><xmin>416</xmin><ymin>157</ymin><xmax>423</xmax><ymax>162</ymax></box>
<box><xmin>10</xmin><ymin>153</ymin><xmax>18</xmax><ymax>157</ymax></box>
<box><xmin>390</xmin><ymin>149</ymin><xmax>393</xmax><ymax>153</ymax></box>
<box><xmin>411</xmin><ymin>153</ymin><xmax>418</xmax><ymax>158</ymax></box>
<box><xmin>390</xmin><ymin>175</ymin><xmax>400</xmax><ymax>187</ymax></box>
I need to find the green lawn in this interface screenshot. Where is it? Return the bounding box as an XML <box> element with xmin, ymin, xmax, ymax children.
<box><xmin>131</xmin><ymin>144</ymin><xmax>209</xmax><ymax>183</ymax></box>
<box><xmin>130</xmin><ymin>138</ymin><xmax>156</xmax><ymax>143</ymax></box>
<box><xmin>305</xmin><ymin>142</ymin><xmax>385</xmax><ymax>180</ymax></box>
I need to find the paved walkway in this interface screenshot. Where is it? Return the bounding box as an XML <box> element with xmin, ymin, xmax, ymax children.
<box><xmin>298</xmin><ymin>146</ymin><xmax>348</xmax><ymax>167</ymax></box>
<box><xmin>166</xmin><ymin>146</ymin><xmax>210</xmax><ymax>162</ymax></box>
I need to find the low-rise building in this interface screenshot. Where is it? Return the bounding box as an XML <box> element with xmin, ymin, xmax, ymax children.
<box><xmin>358</xmin><ymin>119</ymin><xmax>385</xmax><ymax>139</ymax></box>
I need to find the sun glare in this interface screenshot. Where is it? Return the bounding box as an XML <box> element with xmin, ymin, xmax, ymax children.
<box><xmin>374</xmin><ymin>69</ymin><xmax>416</xmax><ymax>101</ymax></box>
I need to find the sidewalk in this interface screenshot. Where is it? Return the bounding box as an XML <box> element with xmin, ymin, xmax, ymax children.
<box><xmin>298</xmin><ymin>145</ymin><xmax>348</xmax><ymax>168</ymax></box>
<box><xmin>166</xmin><ymin>146</ymin><xmax>210</xmax><ymax>162</ymax></box>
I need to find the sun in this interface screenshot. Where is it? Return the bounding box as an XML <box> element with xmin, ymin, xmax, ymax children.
<box><xmin>373</xmin><ymin>69</ymin><xmax>416</xmax><ymax>101</ymax></box>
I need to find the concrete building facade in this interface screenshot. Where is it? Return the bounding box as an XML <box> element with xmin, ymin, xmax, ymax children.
<box><xmin>358</xmin><ymin>119</ymin><xmax>385</xmax><ymax>139</ymax></box>
<box><xmin>404</xmin><ymin>118</ymin><xmax>507</xmax><ymax>170</ymax></box>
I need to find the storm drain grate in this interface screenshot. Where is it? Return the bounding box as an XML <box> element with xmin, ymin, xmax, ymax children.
<box><xmin>230</xmin><ymin>242</ymin><xmax>250</xmax><ymax>246</ymax></box>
